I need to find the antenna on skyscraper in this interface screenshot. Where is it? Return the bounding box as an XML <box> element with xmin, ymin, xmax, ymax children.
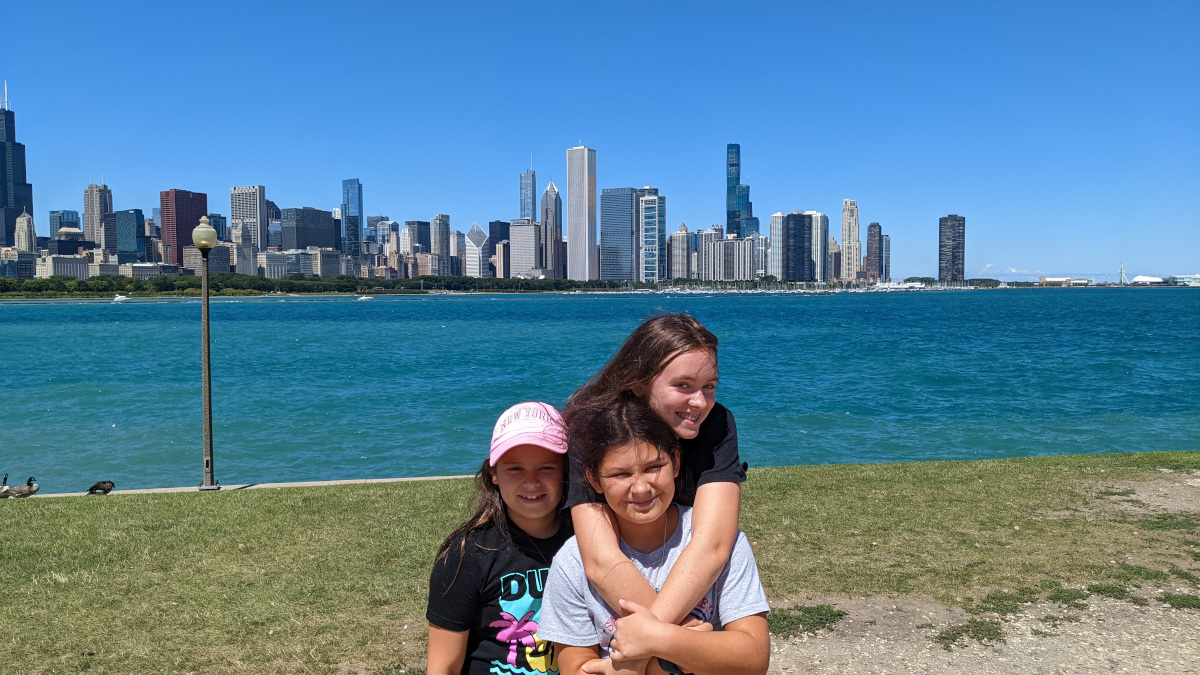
<box><xmin>2</xmin><ymin>80</ymin><xmax>7</xmax><ymax>110</ymax></box>
<box><xmin>530</xmin><ymin>153</ymin><xmax>533</xmax><ymax>170</ymax></box>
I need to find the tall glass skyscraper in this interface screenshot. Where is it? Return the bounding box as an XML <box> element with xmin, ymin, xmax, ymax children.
<box><xmin>939</xmin><ymin>214</ymin><xmax>965</xmax><ymax>282</ymax></box>
<box><xmin>540</xmin><ymin>182</ymin><xmax>562</xmax><ymax>279</ymax></box>
<box><xmin>726</xmin><ymin>144</ymin><xmax>740</xmax><ymax>236</ymax></box>
<box><xmin>600</xmin><ymin>187</ymin><xmax>636</xmax><ymax>281</ymax></box>
<box><xmin>49</xmin><ymin>210</ymin><xmax>80</xmax><ymax>236</ymax></box>
<box><xmin>520</xmin><ymin>168</ymin><xmax>536</xmax><ymax>221</ymax></box>
<box><xmin>0</xmin><ymin>97</ymin><xmax>33</xmax><ymax>248</ymax></box>
<box><xmin>114</xmin><ymin>209</ymin><xmax>146</xmax><ymax>263</ymax></box>
<box><xmin>341</xmin><ymin>178</ymin><xmax>363</xmax><ymax>269</ymax></box>
<box><xmin>566</xmin><ymin>144</ymin><xmax>597</xmax><ymax>280</ymax></box>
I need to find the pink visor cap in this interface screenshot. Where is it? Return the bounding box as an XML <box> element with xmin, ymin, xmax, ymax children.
<box><xmin>489</xmin><ymin>402</ymin><xmax>568</xmax><ymax>465</ymax></box>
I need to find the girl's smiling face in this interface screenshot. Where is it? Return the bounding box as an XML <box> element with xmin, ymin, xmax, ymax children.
<box><xmin>588</xmin><ymin>440</ymin><xmax>679</xmax><ymax>527</ymax></box>
<box><xmin>644</xmin><ymin>349</ymin><xmax>718</xmax><ymax>439</ymax></box>
<box><xmin>491</xmin><ymin>444</ymin><xmax>564</xmax><ymax>535</ymax></box>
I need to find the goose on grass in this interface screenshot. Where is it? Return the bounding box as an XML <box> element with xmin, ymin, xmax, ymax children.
<box><xmin>0</xmin><ymin>473</ymin><xmax>8</xmax><ymax>497</ymax></box>
<box><xmin>8</xmin><ymin>477</ymin><xmax>38</xmax><ymax>498</ymax></box>
<box><xmin>87</xmin><ymin>480</ymin><xmax>115</xmax><ymax>495</ymax></box>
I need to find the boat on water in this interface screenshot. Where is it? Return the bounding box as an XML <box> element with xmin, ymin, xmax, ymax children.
<box><xmin>113</xmin><ymin>294</ymin><xmax>129</xmax><ymax>302</ymax></box>
<box><xmin>357</xmin><ymin>295</ymin><xmax>374</xmax><ymax>301</ymax></box>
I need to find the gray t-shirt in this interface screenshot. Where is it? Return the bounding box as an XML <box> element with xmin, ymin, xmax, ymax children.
<box><xmin>537</xmin><ymin>506</ymin><xmax>769</xmax><ymax>656</ymax></box>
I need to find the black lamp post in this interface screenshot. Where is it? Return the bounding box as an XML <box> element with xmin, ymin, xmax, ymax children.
<box><xmin>192</xmin><ymin>216</ymin><xmax>221</xmax><ymax>491</ymax></box>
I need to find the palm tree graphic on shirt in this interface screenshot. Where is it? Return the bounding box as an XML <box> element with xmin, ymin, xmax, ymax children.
<box><xmin>490</xmin><ymin>610</ymin><xmax>540</xmax><ymax>666</ymax></box>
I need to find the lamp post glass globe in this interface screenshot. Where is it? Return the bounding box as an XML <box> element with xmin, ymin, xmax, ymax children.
<box><xmin>193</xmin><ymin>216</ymin><xmax>218</xmax><ymax>252</ymax></box>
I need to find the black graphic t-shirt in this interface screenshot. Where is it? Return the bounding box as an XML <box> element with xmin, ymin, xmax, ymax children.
<box><xmin>427</xmin><ymin>518</ymin><xmax>572</xmax><ymax>675</ymax></box>
<box><xmin>566</xmin><ymin>401</ymin><xmax>745</xmax><ymax>508</ymax></box>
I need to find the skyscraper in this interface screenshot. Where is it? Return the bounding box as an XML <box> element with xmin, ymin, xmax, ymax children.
<box><xmin>341</xmin><ymin>179</ymin><xmax>363</xmax><ymax>270</ymax></box>
<box><xmin>0</xmin><ymin>93</ymin><xmax>33</xmax><ymax>248</ymax></box>
<box><xmin>667</xmin><ymin>225</ymin><xmax>692</xmax><ymax>280</ymax></box>
<box><xmin>726</xmin><ymin>144</ymin><xmax>740</xmax><ymax>236</ymax></box>
<box><xmin>84</xmin><ymin>183</ymin><xmax>113</xmax><ymax>245</ymax></box>
<box><xmin>540</xmin><ymin>181</ymin><xmax>562</xmax><ymax>279</ymax></box>
<box><xmin>114</xmin><ymin>209</ymin><xmax>146</xmax><ymax>263</ymax></box>
<box><xmin>807</xmin><ymin>211</ymin><xmax>829</xmax><ymax>283</ymax></box>
<box><xmin>520</xmin><ymin>167</ymin><xmax>536</xmax><ymax>221</ymax></box>
<box><xmin>464</xmin><ymin>223</ymin><xmax>490</xmax><ymax>278</ymax></box>
<box><xmin>600</xmin><ymin>187</ymin><xmax>636</xmax><ymax>281</ymax></box>
<box><xmin>406</xmin><ymin>220</ymin><xmax>431</xmax><ymax>253</ymax></box>
<box><xmin>160</xmin><ymin>189</ymin><xmax>208</xmax><ymax>266</ymax></box>
<box><xmin>206</xmin><ymin>213</ymin><xmax>227</xmax><ymax>241</ymax></box>
<box><xmin>99</xmin><ymin>212</ymin><xmax>119</xmax><ymax>255</ymax></box>
<box><xmin>829</xmin><ymin>237</ymin><xmax>841</xmax><ymax>282</ymax></box>
<box><xmin>724</xmin><ymin>144</ymin><xmax>755</xmax><ymax>237</ymax></box>
<box><xmin>509</xmin><ymin>218</ymin><xmax>541</xmax><ymax>277</ymax></box>
<box><xmin>938</xmin><ymin>214</ymin><xmax>966</xmax><ymax>283</ymax></box>
<box><xmin>281</xmin><ymin>207</ymin><xmax>335</xmax><ymax>250</ymax></box>
<box><xmin>865</xmin><ymin>222</ymin><xmax>883</xmax><ymax>283</ymax></box>
<box><xmin>882</xmin><ymin>234</ymin><xmax>891</xmax><ymax>282</ymax></box>
<box><xmin>230</xmin><ymin>185</ymin><xmax>268</xmax><ymax>252</ymax></box>
<box><xmin>566</xmin><ymin>144</ymin><xmax>597</xmax><ymax>281</ymax></box>
<box><xmin>49</xmin><ymin>210</ymin><xmax>80</xmax><ymax>236</ymax></box>
<box><xmin>840</xmin><ymin>199</ymin><xmax>861</xmax><ymax>282</ymax></box>
<box><xmin>783</xmin><ymin>211</ymin><xmax>813</xmax><ymax>282</ymax></box>
<box><xmin>767</xmin><ymin>213</ymin><xmax>785</xmax><ymax>280</ymax></box>
<box><xmin>639</xmin><ymin>192</ymin><xmax>667</xmax><ymax>283</ymax></box>
<box><xmin>430</xmin><ymin>213</ymin><xmax>450</xmax><ymax>275</ymax></box>
<box><xmin>14</xmin><ymin>209</ymin><xmax>35</xmax><ymax>253</ymax></box>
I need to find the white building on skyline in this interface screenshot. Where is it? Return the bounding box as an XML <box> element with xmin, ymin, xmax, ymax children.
<box><xmin>509</xmin><ymin>218</ymin><xmax>541</xmax><ymax>277</ymax></box>
<box><xmin>230</xmin><ymin>185</ymin><xmax>268</xmax><ymax>252</ymax></box>
<box><xmin>566</xmin><ymin>144</ymin><xmax>597</xmax><ymax>281</ymax></box>
<box><xmin>464</xmin><ymin>223</ymin><xmax>490</xmax><ymax>278</ymax></box>
<box><xmin>841</xmin><ymin>199</ymin><xmax>861</xmax><ymax>281</ymax></box>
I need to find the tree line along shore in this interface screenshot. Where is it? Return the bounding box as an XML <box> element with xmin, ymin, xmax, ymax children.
<box><xmin>0</xmin><ymin>273</ymin><xmax>1111</xmax><ymax>298</ymax></box>
<box><xmin>2</xmin><ymin>451</ymin><xmax>1197</xmax><ymax>673</ymax></box>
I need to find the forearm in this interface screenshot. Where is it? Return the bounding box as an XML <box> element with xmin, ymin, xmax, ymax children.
<box><xmin>651</xmin><ymin>482</ymin><xmax>740</xmax><ymax>623</ymax></box>
<box><xmin>650</xmin><ymin>623</ymin><xmax>769</xmax><ymax>675</ymax></box>
<box><xmin>572</xmin><ymin>503</ymin><xmax>659</xmax><ymax>614</ymax></box>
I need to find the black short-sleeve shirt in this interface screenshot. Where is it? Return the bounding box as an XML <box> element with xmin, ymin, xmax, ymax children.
<box><xmin>565</xmin><ymin>401</ymin><xmax>745</xmax><ymax>508</ymax></box>
<box><xmin>426</xmin><ymin>519</ymin><xmax>572</xmax><ymax>675</ymax></box>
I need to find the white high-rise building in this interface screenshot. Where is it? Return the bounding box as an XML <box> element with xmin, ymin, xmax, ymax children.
<box><xmin>14</xmin><ymin>209</ymin><xmax>36</xmax><ymax>253</ymax></box>
<box><xmin>509</xmin><ymin>218</ymin><xmax>542</xmax><ymax>277</ymax></box>
<box><xmin>566</xmin><ymin>144</ymin><xmax>597</xmax><ymax>280</ymax></box>
<box><xmin>693</xmin><ymin>226</ymin><xmax>724</xmax><ymax>280</ymax></box>
<box><xmin>464</xmin><ymin>223</ymin><xmax>490</xmax><ymax>278</ymax></box>
<box><xmin>83</xmin><ymin>183</ymin><xmax>113</xmax><ymax>245</ymax></box>
<box><xmin>767</xmin><ymin>212</ymin><xmax>785</xmax><ymax>280</ymax></box>
<box><xmin>806</xmin><ymin>211</ymin><xmax>829</xmax><ymax>283</ymax></box>
<box><xmin>638</xmin><ymin>193</ymin><xmax>666</xmax><ymax>283</ymax></box>
<box><xmin>828</xmin><ymin>236</ymin><xmax>841</xmax><ymax>281</ymax></box>
<box><xmin>230</xmin><ymin>185</ymin><xmax>268</xmax><ymax>252</ymax></box>
<box><xmin>667</xmin><ymin>225</ymin><xmax>691</xmax><ymax>280</ymax></box>
<box><xmin>841</xmin><ymin>199</ymin><xmax>861</xmax><ymax>282</ymax></box>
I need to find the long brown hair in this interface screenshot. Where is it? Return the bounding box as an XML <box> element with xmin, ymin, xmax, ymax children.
<box><xmin>564</xmin><ymin>313</ymin><xmax>718</xmax><ymax>441</ymax></box>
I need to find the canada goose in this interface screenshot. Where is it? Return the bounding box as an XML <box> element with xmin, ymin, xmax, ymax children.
<box><xmin>87</xmin><ymin>480</ymin><xmax>115</xmax><ymax>495</ymax></box>
<box><xmin>0</xmin><ymin>473</ymin><xmax>9</xmax><ymax>497</ymax></box>
<box><xmin>8</xmin><ymin>477</ymin><xmax>38</xmax><ymax>498</ymax></box>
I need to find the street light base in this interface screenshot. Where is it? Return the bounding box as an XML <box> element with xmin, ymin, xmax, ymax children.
<box><xmin>199</xmin><ymin>483</ymin><xmax>222</xmax><ymax>491</ymax></box>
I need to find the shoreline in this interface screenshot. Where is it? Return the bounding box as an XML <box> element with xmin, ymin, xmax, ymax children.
<box><xmin>30</xmin><ymin>473</ymin><xmax>474</xmax><ymax>499</ymax></box>
<box><xmin>1</xmin><ymin>284</ymin><xmax>1193</xmax><ymax>303</ymax></box>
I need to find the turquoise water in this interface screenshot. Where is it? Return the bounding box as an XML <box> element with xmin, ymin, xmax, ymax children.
<box><xmin>1</xmin><ymin>289</ymin><xmax>1197</xmax><ymax>493</ymax></box>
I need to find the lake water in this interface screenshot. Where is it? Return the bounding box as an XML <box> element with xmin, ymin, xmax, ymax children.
<box><xmin>1</xmin><ymin>289</ymin><xmax>1197</xmax><ymax>493</ymax></box>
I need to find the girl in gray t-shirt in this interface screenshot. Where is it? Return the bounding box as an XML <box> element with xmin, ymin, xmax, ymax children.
<box><xmin>538</xmin><ymin>396</ymin><xmax>770</xmax><ymax>674</ymax></box>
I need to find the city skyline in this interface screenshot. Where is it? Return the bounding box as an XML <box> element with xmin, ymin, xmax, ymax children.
<box><xmin>1</xmin><ymin>2</ymin><xmax>1196</xmax><ymax>280</ymax></box>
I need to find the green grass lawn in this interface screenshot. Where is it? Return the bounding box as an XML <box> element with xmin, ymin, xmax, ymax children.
<box><xmin>2</xmin><ymin>451</ymin><xmax>1197</xmax><ymax>673</ymax></box>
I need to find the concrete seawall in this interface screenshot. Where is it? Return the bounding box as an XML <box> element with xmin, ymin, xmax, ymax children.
<box><xmin>33</xmin><ymin>474</ymin><xmax>474</xmax><ymax>499</ymax></box>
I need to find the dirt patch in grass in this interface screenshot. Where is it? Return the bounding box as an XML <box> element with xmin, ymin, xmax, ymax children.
<box><xmin>1091</xmin><ymin>471</ymin><xmax>1200</xmax><ymax>517</ymax></box>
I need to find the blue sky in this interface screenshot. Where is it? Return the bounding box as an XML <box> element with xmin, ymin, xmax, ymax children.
<box><xmin>3</xmin><ymin>0</ymin><xmax>1197</xmax><ymax>280</ymax></box>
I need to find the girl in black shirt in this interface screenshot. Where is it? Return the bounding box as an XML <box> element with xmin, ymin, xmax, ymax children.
<box><xmin>426</xmin><ymin>402</ymin><xmax>572</xmax><ymax>675</ymax></box>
